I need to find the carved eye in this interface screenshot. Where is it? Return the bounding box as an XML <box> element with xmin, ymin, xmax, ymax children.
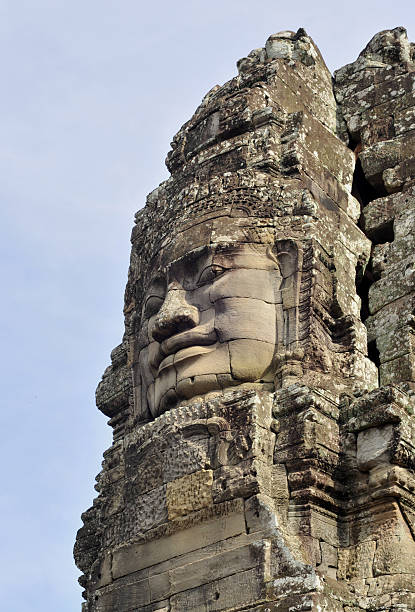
<box><xmin>143</xmin><ymin>295</ymin><xmax>164</xmax><ymax>318</ymax></box>
<box><xmin>197</xmin><ymin>264</ymin><xmax>226</xmax><ymax>286</ymax></box>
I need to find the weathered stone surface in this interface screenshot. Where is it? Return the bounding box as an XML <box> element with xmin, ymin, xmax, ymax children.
<box><xmin>76</xmin><ymin>26</ymin><xmax>415</xmax><ymax>612</ymax></box>
<box><xmin>356</xmin><ymin>424</ymin><xmax>394</xmax><ymax>470</ymax></box>
<box><xmin>169</xmin><ymin>566</ymin><xmax>266</xmax><ymax>611</ymax></box>
<box><xmin>112</xmin><ymin>502</ymin><xmax>246</xmax><ymax>579</ymax></box>
<box><xmin>168</xmin><ymin>540</ymin><xmax>268</xmax><ymax>594</ymax></box>
<box><xmin>166</xmin><ymin>469</ymin><xmax>213</xmax><ymax>520</ymax></box>
<box><xmin>338</xmin><ymin>541</ymin><xmax>376</xmax><ymax>580</ymax></box>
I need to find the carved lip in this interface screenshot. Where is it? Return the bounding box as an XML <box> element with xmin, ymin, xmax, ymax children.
<box><xmin>174</xmin><ymin>343</ymin><xmax>217</xmax><ymax>365</ymax></box>
<box><xmin>157</xmin><ymin>353</ymin><xmax>174</xmax><ymax>373</ymax></box>
<box><xmin>158</xmin><ymin>344</ymin><xmax>217</xmax><ymax>374</ymax></box>
<box><xmin>150</xmin><ymin>321</ymin><xmax>217</xmax><ymax>374</ymax></box>
<box><xmin>160</xmin><ymin>326</ymin><xmax>217</xmax><ymax>358</ymax></box>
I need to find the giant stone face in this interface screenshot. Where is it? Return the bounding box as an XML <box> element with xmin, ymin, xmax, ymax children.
<box><xmin>135</xmin><ymin>233</ymin><xmax>300</xmax><ymax>417</ymax></box>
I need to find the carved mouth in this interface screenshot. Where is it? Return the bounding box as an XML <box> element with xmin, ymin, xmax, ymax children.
<box><xmin>149</xmin><ymin>320</ymin><xmax>217</xmax><ymax>375</ymax></box>
<box><xmin>158</xmin><ymin>344</ymin><xmax>217</xmax><ymax>374</ymax></box>
<box><xmin>160</xmin><ymin>324</ymin><xmax>217</xmax><ymax>356</ymax></box>
<box><xmin>174</xmin><ymin>344</ymin><xmax>217</xmax><ymax>365</ymax></box>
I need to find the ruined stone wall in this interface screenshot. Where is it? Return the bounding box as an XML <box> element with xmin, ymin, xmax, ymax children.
<box><xmin>75</xmin><ymin>28</ymin><xmax>415</xmax><ymax>611</ymax></box>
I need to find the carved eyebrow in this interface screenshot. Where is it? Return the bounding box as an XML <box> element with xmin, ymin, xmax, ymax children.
<box><xmin>170</xmin><ymin>245</ymin><xmax>211</xmax><ymax>267</ymax></box>
<box><xmin>213</xmin><ymin>243</ymin><xmax>271</xmax><ymax>257</ymax></box>
<box><xmin>167</xmin><ymin>246</ymin><xmax>212</xmax><ymax>279</ymax></box>
<box><xmin>213</xmin><ymin>244</ymin><xmax>241</xmax><ymax>256</ymax></box>
<box><xmin>213</xmin><ymin>244</ymin><xmax>273</xmax><ymax>264</ymax></box>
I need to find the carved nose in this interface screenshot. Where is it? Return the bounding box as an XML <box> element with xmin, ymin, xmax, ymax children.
<box><xmin>151</xmin><ymin>288</ymin><xmax>199</xmax><ymax>342</ymax></box>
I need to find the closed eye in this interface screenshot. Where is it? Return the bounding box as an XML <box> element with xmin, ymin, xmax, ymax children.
<box><xmin>197</xmin><ymin>264</ymin><xmax>226</xmax><ymax>286</ymax></box>
<box><xmin>143</xmin><ymin>295</ymin><xmax>164</xmax><ymax>318</ymax></box>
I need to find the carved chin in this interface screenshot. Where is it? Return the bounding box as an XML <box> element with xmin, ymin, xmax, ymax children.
<box><xmin>152</xmin><ymin>343</ymin><xmax>228</xmax><ymax>415</ymax></box>
<box><xmin>157</xmin><ymin>388</ymin><xmax>179</xmax><ymax>415</ymax></box>
<box><xmin>154</xmin><ymin>375</ymin><xmax>223</xmax><ymax>416</ymax></box>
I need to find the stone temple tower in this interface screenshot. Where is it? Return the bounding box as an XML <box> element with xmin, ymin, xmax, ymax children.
<box><xmin>75</xmin><ymin>28</ymin><xmax>415</xmax><ymax>611</ymax></box>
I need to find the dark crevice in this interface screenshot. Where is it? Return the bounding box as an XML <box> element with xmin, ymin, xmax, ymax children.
<box><xmin>368</xmin><ymin>219</ymin><xmax>395</xmax><ymax>245</ymax></box>
<box><xmin>347</xmin><ymin>133</ymin><xmax>360</xmax><ymax>152</ymax></box>
<box><xmin>351</xmin><ymin>140</ymin><xmax>391</xmax><ymax>377</ymax></box>
<box><xmin>352</xmin><ymin>158</ymin><xmax>379</xmax><ymax>208</ymax></box>
<box><xmin>356</xmin><ymin>258</ymin><xmax>374</xmax><ymax>323</ymax></box>
<box><xmin>354</xmin><ymin>213</ymin><xmax>394</xmax><ymax>325</ymax></box>
<box><xmin>367</xmin><ymin>340</ymin><xmax>381</xmax><ymax>369</ymax></box>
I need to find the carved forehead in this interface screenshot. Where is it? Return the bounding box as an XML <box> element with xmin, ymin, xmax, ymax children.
<box><xmin>156</xmin><ymin>221</ymin><xmax>274</xmax><ymax>265</ymax></box>
<box><xmin>212</xmin><ymin>242</ymin><xmax>279</xmax><ymax>269</ymax></box>
<box><xmin>134</xmin><ymin>210</ymin><xmax>282</xmax><ymax>305</ymax></box>
<box><xmin>144</xmin><ymin>242</ymin><xmax>279</xmax><ymax>290</ymax></box>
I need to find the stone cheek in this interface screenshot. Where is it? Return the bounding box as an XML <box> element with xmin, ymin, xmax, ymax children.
<box><xmin>214</xmin><ymin>297</ymin><xmax>277</xmax><ymax>344</ymax></box>
<box><xmin>210</xmin><ymin>268</ymin><xmax>281</xmax><ymax>303</ymax></box>
<box><xmin>76</xmin><ymin>26</ymin><xmax>415</xmax><ymax>612</ymax></box>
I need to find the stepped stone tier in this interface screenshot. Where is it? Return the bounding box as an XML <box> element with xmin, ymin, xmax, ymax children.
<box><xmin>75</xmin><ymin>28</ymin><xmax>415</xmax><ymax>611</ymax></box>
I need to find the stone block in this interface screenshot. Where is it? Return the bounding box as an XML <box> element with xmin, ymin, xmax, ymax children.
<box><xmin>361</xmin><ymin>192</ymin><xmax>397</xmax><ymax>236</ymax></box>
<box><xmin>169</xmin><ymin>540</ymin><xmax>269</xmax><ymax>595</ymax></box>
<box><xmin>166</xmin><ymin>469</ymin><xmax>213</xmax><ymax>519</ymax></box>
<box><xmin>212</xmin><ymin>458</ymin><xmax>272</xmax><ymax>503</ymax></box>
<box><xmin>271</xmin><ymin>464</ymin><xmax>290</xmax><ymax>507</ymax></box>
<box><xmin>220</xmin><ymin>389</ymin><xmax>273</xmax><ymax>430</ymax></box>
<box><xmin>210</xmin><ymin>268</ymin><xmax>281</xmax><ymax>303</ymax></box>
<box><xmin>112</xmin><ymin>505</ymin><xmax>246</xmax><ymax>578</ymax></box>
<box><xmin>369</xmin><ymin>260</ymin><xmax>415</xmax><ymax>314</ymax></box>
<box><xmin>309</xmin><ymin>511</ymin><xmax>340</xmax><ymax>548</ymax></box>
<box><xmin>163</xmin><ymin>436</ymin><xmax>210</xmax><ymax>483</ymax></box>
<box><xmin>320</xmin><ymin>542</ymin><xmax>338</xmax><ymax>569</ymax></box>
<box><xmin>338</xmin><ymin>540</ymin><xmax>376</xmax><ymax>581</ymax></box>
<box><xmin>148</xmin><ymin>572</ymin><xmax>170</xmax><ymax>602</ymax></box>
<box><xmin>148</xmin><ymin>530</ymin><xmax>266</xmax><ymax>580</ymax></box>
<box><xmin>360</xmin><ymin>140</ymin><xmax>401</xmax><ymax>188</ymax></box>
<box><xmin>170</xmin><ymin>566</ymin><xmax>266</xmax><ymax>611</ymax></box>
<box><xmin>104</xmin><ymin>485</ymin><xmax>168</xmax><ymax>548</ymax></box>
<box><xmin>94</xmin><ymin>576</ymin><xmax>151</xmax><ymax>611</ymax></box>
<box><xmin>270</xmin><ymin>56</ymin><xmax>336</xmax><ymax>132</ymax></box>
<box><xmin>299</xmin><ymin>111</ymin><xmax>355</xmax><ymax>187</ymax></box>
<box><xmin>175</xmin><ymin>342</ymin><xmax>231</xmax><ymax>382</ymax></box>
<box><xmin>214</xmin><ymin>297</ymin><xmax>276</xmax><ymax>344</ymax></box>
<box><xmin>367</xmin><ymin>572</ymin><xmax>415</xmax><ymax>596</ymax></box>
<box><xmin>134</xmin><ymin>603</ymin><xmax>170</xmax><ymax>612</ymax></box>
<box><xmin>227</xmin><ymin>423</ymin><xmax>275</xmax><ymax>464</ymax></box>
<box><xmin>380</xmin><ymin>352</ymin><xmax>415</xmax><ymax>385</ymax></box>
<box><xmin>245</xmin><ymin>494</ymin><xmax>279</xmax><ymax>535</ymax></box>
<box><xmin>124</xmin><ymin>445</ymin><xmax>164</xmax><ymax>496</ymax></box>
<box><xmin>356</xmin><ymin>425</ymin><xmax>394</xmax><ymax>471</ymax></box>
<box><xmin>376</xmin><ymin>324</ymin><xmax>414</xmax><ymax>364</ymax></box>
<box><xmin>373</xmin><ymin>533</ymin><xmax>415</xmax><ymax>575</ymax></box>
<box><xmin>365</xmin><ymin>295</ymin><xmax>415</xmax><ymax>345</ymax></box>
<box><xmin>268</xmin><ymin>571</ymin><xmax>321</xmax><ymax>601</ymax></box>
<box><xmin>93</xmin><ymin>553</ymin><xmax>113</xmax><ymax>589</ymax></box>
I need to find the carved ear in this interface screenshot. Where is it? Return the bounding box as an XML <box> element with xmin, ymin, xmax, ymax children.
<box><xmin>274</xmin><ymin>240</ymin><xmax>299</xmax><ymax>278</ymax></box>
<box><xmin>278</xmin><ymin>251</ymin><xmax>296</xmax><ymax>278</ymax></box>
<box><xmin>265</xmin><ymin>245</ymin><xmax>279</xmax><ymax>266</ymax></box>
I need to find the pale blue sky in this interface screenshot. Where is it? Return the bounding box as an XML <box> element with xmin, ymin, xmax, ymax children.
<box><xmin>1</xmin><ymin>1</ymin><xmax>414</xmax><ymax>610</ymax></box>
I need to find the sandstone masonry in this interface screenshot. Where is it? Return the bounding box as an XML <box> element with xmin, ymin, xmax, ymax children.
<box><xmin>75</xmin><ymin>28</ymin><xmax>415</xmax><ymax>611</ymax></box>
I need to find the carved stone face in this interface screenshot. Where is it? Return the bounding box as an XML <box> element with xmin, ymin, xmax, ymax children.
<box><xmin>135</xmin><ymin>241</ymin><xmax>292</xmax><ymax>417</ymax></box>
